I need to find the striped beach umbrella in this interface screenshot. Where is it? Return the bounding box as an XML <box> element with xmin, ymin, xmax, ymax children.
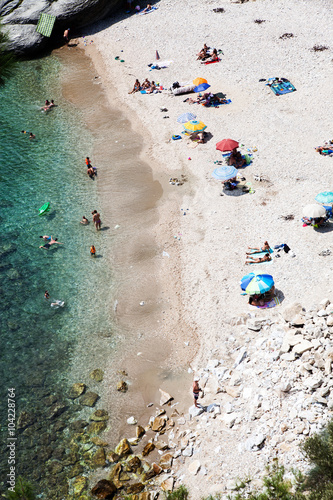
<box><xmin>212</xmin><ymin>165</ymin><xmax>238</xmax><ymax>181</ymax></box>
<box><xmin>240</xmin><ymin>273</ymin><xmax>274</xmax><ymax>296</ymax></box>
<box><xmin>183</xmin><ymin>120</ymin><xmax>207</xmax><ymax>134</ymax></box>
<box><xmin>177</xmin><ymin>112</ymin><xmax>197</xmax><ymax>123</ymax></box>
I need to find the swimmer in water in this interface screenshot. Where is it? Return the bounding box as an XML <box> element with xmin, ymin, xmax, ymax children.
<box><xmin>80</xmin><ymin>216</ymin><xmax>89</xmax><ymax>225</ymax></box>
<box><xmin>44</xmin><ymin>290</ymin><xmax>50</xmax><ymax>299</ymax></box>
<box><xmin>39</xmin><ymin>236</ymin><xmax>63</xmax><ymax>250</ymax></box>
<box><xmin>29</xmin><ymin>132</ymin><xmax>36</xmax><ymax>139</ymax></box>
<box><xmin>51</xmin><ymin>300</ymin><xmax>65</xmax><ymax>308</ymax></box>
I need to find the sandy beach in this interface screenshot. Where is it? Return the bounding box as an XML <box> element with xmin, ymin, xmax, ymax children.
<box><xmin>66</xmin><ymin>0</ymin><xmax>333</xmax><ymax>496</ymax></box>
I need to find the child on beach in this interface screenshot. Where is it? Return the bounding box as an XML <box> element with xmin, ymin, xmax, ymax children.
<box><xmin>90</xmin><ymin>245</ymin><xmax>96</xmax><ymax>256</ymax></box>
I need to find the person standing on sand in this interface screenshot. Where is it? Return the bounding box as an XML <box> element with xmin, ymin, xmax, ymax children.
<box><xmin>63</xmin><ymin>28</ymin><xmax>70</xmax><ymax>46</ymax></box>
<box><xmin>193</xmin><ymin>377</ymin><xmax>203</xmax><ymax>408</ymax></box>
<box><xmin>92</xmin><ymin>210</ymin><xmax>101</xmax><ymax>230</ymax></box>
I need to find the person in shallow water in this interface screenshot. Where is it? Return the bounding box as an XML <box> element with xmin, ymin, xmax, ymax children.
<box><xmin>92</xmin><ymin>210</ymin><xmax>101</xmax><ymax>230</ymax></box>
<box><xmin>44</xmin><ymin>290</ymin><xmax>50</xmax><ymax>299</ymax></box>
<box><xmin>39</xmin><ymin>236</ymin><xmax>63</xmax><ymax>250</ymax></box>
<box><xmin>80</xmin><ymin>216</ymin><xmax>89</xmax><ymax>225</ymax></box>
<box><xmin>90</xmin><ymin>245</ymin><xmax>96</xmax><ymax>256</ymax></box>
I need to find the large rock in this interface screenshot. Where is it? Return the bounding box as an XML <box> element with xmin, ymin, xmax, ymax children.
<box><xmin>68</xmin><ymin>383</ymin><xmax>86</xmax><ymax>399</ymax></box>
<box><xmin>80</xmin><ymin>391</ymin><xmax>99</xmax><ymax>407</ymax></box>
<box><xmin>91</xmin><ymin>447</ymin><xmax>107</xmax><ymax>468</ymax></box>
<box><xmin>115</xmin><ymin>438</ymin><xmax>131</xmax><ymax>457</ymax></box>
<box><xmin>151</xmin><ymin>415</ymin><xmax>167</xmax><ymax>432</ymax></box>
<box><xmin>73</xmin><ymin>476</ymin><xmax>88</xmax><ymax>496</ymax></box>
<box><xmin>159</xmin><ymin>453</ymin><xmax>173</xmax><ymax>469</ymax></box>
<box><xmin>142</xmin><ymin>442</ymin><xmax>155</xmax><ymax>456</ymax></box>
<box><xmin>1</xmin><ymin>0</ymin><xmax>124</xmax><ymax>55</ymax></box>
<box><xmin>90</xmin><ymin>409</ymin><xmax>109</xmax><ymax>422</ymax></box>
<box><xmin>91</xmin><ymin>479</ymin><xmax>117</xmax><ymax>499</ymax></box>
<box><xmin>159</xmin><ymin>388</ymin><xmax>173</xmax><ymax>406</ymax></box>
<box><xmin>126</xmin><ymin>483</ymin><xmax>145</xmax><ymax>494</ymax></box>
<box><xmin>90</xmin><ymin>369</ymin><xmax>104</xmax><ymax>382</ymax></box>
<box><xmin>283</xmin><ymin>302</ymin><xmax>304</xmax><ymax>323</ymax></box>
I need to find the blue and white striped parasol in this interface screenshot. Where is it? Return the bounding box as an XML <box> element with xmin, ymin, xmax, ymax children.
<box><xmin>212</xmin><ymin>165</ymin><xmax>238</xmax><ymax>181</ymax></box>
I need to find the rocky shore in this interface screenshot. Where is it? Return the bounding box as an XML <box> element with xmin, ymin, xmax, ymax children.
<box><xmin>25</xmin><ymin>299</ymin><xmax>328</xmax><ymax>499</ymax></box>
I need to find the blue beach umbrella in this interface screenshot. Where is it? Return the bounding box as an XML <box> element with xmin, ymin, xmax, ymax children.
<box><xmin>240</xmin><ymin>273</ymin><xmax>274</xmax><ymax>295</ymax></box>
<box><xmin>212</xmin><ymin>165</ymin><xmax>238</xmax><ymax>181</ymax></box>
<box><xmin>315</xmin><ymin>192</ymin><xmax>333</xmax><ymax>204</ymax></box>
<box><xmin>177</xmin><ymin>112</ymin><xmax>197</xmax><ymax>123</ymax></box>
<box><xmin>194</xmin><ymin>83</ymin><xmax>211</xmax><ymax>93</ymax></box>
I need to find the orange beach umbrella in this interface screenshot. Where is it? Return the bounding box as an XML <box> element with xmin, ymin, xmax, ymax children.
<box><xmin>193</xmin><ymin>77</ymin><xmax>208</xmax><ymax>86</ymax></box>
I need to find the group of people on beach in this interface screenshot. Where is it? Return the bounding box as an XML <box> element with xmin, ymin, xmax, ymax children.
<box><xmin>128</xmin><ymin>78</ymin><xmax>158</xmax><ymax>94</ymax></box>
<box><xmin>86</xmin><ymin>157</ymin><xmax>98</xmax><ymax>179</ymax></box>
<box><xmin>196</xmin><ymin>44</ymin><xmax>220</xmax><ymax>63</ymax></box>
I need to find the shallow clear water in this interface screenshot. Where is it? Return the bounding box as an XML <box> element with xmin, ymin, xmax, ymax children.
<box><xmin>0</xmin><ymin>55</ymin><xmax>114</xmax><ymax>495</ymax></box>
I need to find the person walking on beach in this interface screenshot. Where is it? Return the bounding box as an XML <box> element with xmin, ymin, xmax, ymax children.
<box><xmin>92</xmin><ymin>210</ymin><xmax>101</xmax><ymax>230</ymax></box>
<box><xmin>193</xmin><ymin>376</ymin><xmax>203</xmax><ymax>408</ymax></box>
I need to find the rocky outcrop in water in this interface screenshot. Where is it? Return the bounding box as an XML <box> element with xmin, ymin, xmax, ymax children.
<box><xmin>0</xmin><ymin>0</ymin><xmax>123</xmax><ymax>55</ymax></box>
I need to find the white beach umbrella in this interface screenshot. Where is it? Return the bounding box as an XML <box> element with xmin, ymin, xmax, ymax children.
<box><xmin>302</xmin><ymin>204</ymin><xmax>326</xmax><ymax>218</ymax></box>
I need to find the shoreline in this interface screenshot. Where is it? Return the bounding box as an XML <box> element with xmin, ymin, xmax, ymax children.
<box><xmin>56</xmin><ymin>43</ymin><xmax>198</xmax><ymax>444</ymax></box>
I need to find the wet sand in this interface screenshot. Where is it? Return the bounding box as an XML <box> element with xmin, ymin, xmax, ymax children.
<box><xmin>56</xmin><ymin>45</ymin><xmax>197</xmax><ymax>446</ymax></box>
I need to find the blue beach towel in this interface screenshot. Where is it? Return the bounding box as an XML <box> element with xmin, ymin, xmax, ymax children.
<box><xmin>266</xmin><ymin>78</ymin><xmax>296</xmax><ymax>96</ymax></box>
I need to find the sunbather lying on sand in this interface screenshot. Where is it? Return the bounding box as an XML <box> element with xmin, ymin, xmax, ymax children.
<box><xmin>228</xmin><ymin>148</ymin><xmax>246</xmax><ymax>168</ymax></box>
<box><xmin>190</xmin><ymin>132</ymin><xmax>205</xmax><ymax>143</ymax></box>
<box><xmin>245</xmin><ymin>253</ymin><xmax>272</xmax><ymax>264</ymax></box>
<box><xmin>247</xmin><ymin>241</ymin><xmax>271</xmax><ymax>254</ymax></box>
<box><xmin>128</xmin><ymin>79</ymin><xmax>141</xmax><ymax>94</ymax></box>
<box><xmin>316</xmin><ymin>146</ymin><xmax>333</xmax><ymax>155</ymax></box>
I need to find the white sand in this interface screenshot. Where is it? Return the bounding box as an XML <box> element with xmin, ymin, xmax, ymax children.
<box><xmin>79</xmin><ymin>0</ymin><xmax>333</xmax><ymax>494</ymax></box>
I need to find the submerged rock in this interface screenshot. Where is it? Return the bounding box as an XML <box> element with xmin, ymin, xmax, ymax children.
<box><xmin>73</xmin><ymin>476</ymin><xmax>88</xmax><ymax>496</ymax></box>
<box><xmin>86</xmin><ymin>421</ymin><xmax>107</xmax><ymax>435</ymax></box>
<box><xmin>80</xmin><ymin>391</ymin><xmax>99</xmax><ymax>407</ymax></box>
<box><xmin>17</xmin><ymin>411</ymin><xmax>36</xmax><ymax>430</ymax></box>
<box><xmin>68</xmin><ymin>383</ymin><xmax>86</xmax><ymax>399</ymax></box>
<box><xmin>126</xmin><ymin>483</ymin><xmax>145</xmax><ymax>494</ymax></box>
<box><xmin>90</xmin><ymin>409</ymin><xmax>109</xmax><ymax>421</ymax></box>
<box><xmin>91</xmin><ymin>447</ymin><xmax>107</xmax><ymax>468</ymax></box>
<box><xmin>90</xmin><ymin>368</ymin><xmax>104</xmax><ymax>382</ymax></box>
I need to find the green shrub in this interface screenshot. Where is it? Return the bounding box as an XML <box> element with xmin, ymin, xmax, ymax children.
<box><xmin>166</xmin><ymin>485</ymin><xmax>189</xmax><ymax>500</ymax></box>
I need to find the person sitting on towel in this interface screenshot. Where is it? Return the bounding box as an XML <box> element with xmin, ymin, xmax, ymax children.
<box><xmin>142</xmin><ymin>78</ymin><xmax>151</xmax><ymax>89</ymax></box>
<box><xmin>203</xmin><ymin>48</ymin><xmax>219</xmax><ymax>63</ymax></box>
<box><xmin>128</xmin><ymin>79</ymin><xmax>141</xmax><ymax>94</ymax></box>
<box><xmin>197</xmin><ymin>44</ymin><xmax>209</xmax><ymax>60</ymax></box>
<box><xmin>146</xmin><ymin>81</ymin><xmax>156</xmax><ymax>94</ymax></box>
<box><xmin>228</xmin><ymin>148</ymin><xmax>246</xmax><ymax>168</ymax></box>
<box><xmin>249</xmin><ymin>295</ymin><xmax>265</xmax><ymax>307</ymax></box>
<box><xmin>245</xmin><ymin>253</ymin><xmax>272</xmax><ymax>265</ymax></box>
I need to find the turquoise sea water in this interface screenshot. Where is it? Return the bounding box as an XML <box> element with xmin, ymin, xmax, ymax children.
<box><xmin>0</xmin><ymin>55</ymin><xmax>114</xmax><ymax>496</ymax></box>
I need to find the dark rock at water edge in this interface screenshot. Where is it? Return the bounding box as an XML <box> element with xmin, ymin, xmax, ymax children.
<box><xmin>0</xmin><ymin>0</ymin><xmax>124</xmax><ymax>55</ymax></box>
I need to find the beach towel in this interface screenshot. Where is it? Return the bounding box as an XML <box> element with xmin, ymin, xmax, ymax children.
<box><xmin>150</xmin><ymin>60</ymin><xmax>173</xmax><ymax>69</ymax></box>
<box><xmin>139</xmin><ymin>6</ymin><xmax>158</xmax><ymax>14</ymax></box>
<box><xmin>246</xmin><ymin>250</ymin><xmax>274</xmax><ymax>265</ymax></box>
<box><xmin>256</xmin><ymin>296</ymin><xmax>281</xmax><ymax>309</ymax></box>
<box><xmin>266</xmin><ymin>78</ymin><xmax>296</xmax><ymax>96</ymax></box>
<box><xmin>204</xmin><ymin>58</ymin><xmax>221</xmax><ymax>65</ymax></box>
<box><xmin>36</xmin><ymin>13</ymin><xmax>56</xmax><ymax>37</ymax></box>
<box><xmin>202</xmin><ymin>99</ymin><xmax>232</xmax><ymax>107</ymax></box>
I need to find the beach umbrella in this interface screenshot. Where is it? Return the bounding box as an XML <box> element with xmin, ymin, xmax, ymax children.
<box><xmin>177</xmin><ymin>112</ymin><xmax>197</xmax><ymax>124</ymax></box>
<box><xmin>240</xmin><ymin>272</ymin><xmax>274</xmax><ymax>296</ymax></box>
<box><xmin>193</xmin><ymin>83</ymin><xmax>211</xmax><ymax>93</ymax></box>
<box><xmin>193</xmin><ymin>77</ymin><xmax>208</xmax><ymax>86</ymax></box>
<box><xmin>315</xmin><ymin>192</ymin><xmax>333</xmax><ymax>204</ymax></box>
<box><xmin>183</xmin><ymin>120</ymin><xmax>207</xmax><ymax>134</ymax></box>
<box><xmin>302</xmin><ymin>204</ymin><xmax>326</xmax><ymax>219</ymax></box>
<box><xmin>212</xmin><ymin>165</ymin><xmax>238</xmax><ymax>181</ymax></box>
<box><xmin>216</xmin><ymin>138</ymin><xmax>239</xmax><ymax>152</ymax></box>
